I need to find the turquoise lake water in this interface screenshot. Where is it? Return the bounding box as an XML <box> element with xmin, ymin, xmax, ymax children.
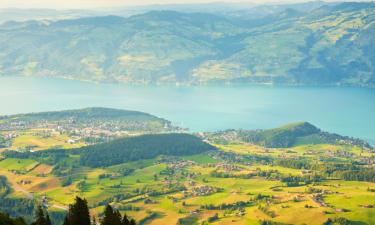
<box><xmin>0</xmin><ymin>77</ymin><xmax>374</xmax><ymax>144</ymax></box>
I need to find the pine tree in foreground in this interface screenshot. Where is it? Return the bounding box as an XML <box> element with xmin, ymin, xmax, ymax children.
<box><xmin>31</xmin><ymin>205</ymin><xmax>51</xmax><ymax>225</ymax></box>
<box><xmin>62</xmin><ymin>196</ymin><xmax>90</xmax><ymax>225</ymax></box>
<box><xmin>61</xmin><ymin>196</ymin><xmax>136</xmax><ymax>225</ymax></box>
<box><xmin>45</xmin><ymin>214</ymin><xmax>52</xmax><ymax>225</ymax></box>
<box><xmin>100</xmin><ymin>205</ymin><xmax>121</xmax><ymax>225</ymax></box>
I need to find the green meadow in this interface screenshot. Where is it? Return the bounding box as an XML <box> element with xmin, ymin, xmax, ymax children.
<box><xmin>0</xmin><ymin>125</ymin><xmax>374</xmax><ymax>225</ymax></box>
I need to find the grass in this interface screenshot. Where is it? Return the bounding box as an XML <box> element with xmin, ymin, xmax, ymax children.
<box><xmin>0</xmin><ymin>158</ymin><xmax>39</xmax><ymax>171</ymax></box>
<box><xmin>182</xmin><ymin>154</ymin><xmax>220</xmax><ymax>164</ymax></box>
<box><xmin>9</xmin><ymin>129</ymin><xmax>85</xmax><ymax>151</ymax></box>
<box><xmin>0</xmin><ymin>140</ymin><xmax>374</xmax><ymax>225</ymax></box>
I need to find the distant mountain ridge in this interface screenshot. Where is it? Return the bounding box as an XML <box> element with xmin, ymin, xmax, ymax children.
<box><xmin>1</xmin><ymin>2</ymin><xmax>375</xmax><ymax>87</ymax></box>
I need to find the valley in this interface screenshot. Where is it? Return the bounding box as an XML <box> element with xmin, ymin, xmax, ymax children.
<box><xmin>1</xmin><ymin>1</ymin><xmax>375</xmax><ymax>225</ymax></box>
<box><xmin>0</xmin><ymin>108</ymin><xmax>374</xmax><ymax>225</ymax></box>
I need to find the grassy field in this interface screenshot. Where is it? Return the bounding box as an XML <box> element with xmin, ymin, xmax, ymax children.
<box><xmin>0</xmin><ymin>139</ymin><xmax>374</xmax><ymax>225</ymax></box>
<box><xmin>2</xmin><ymin>129</ymin><xmax>85</xmax><ymax>151</ymax></box>
<box><xmin>0</xmin><ymin>158</ymin><xmax>39</xmax><ymax>171</ymax></box>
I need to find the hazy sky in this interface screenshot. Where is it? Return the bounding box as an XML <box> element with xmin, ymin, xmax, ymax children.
<box><xmin>0</xmin><ymin>0</ymin><xmax>350</xmax><ymax>9</ymax></box>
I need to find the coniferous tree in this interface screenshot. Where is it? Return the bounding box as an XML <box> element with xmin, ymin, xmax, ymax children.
<box><xmin>72</xmin><ymin>197</ymin><xmax>90</xmax><ymax>225</ymax></box>
<box><xmin>31</xmin><ymin>205</ymin><xmax>47</xmax><ymax>225</ymax></box>
<box><xmin>46</xmin><ymin>213</ymin><xmax>52</xmax><ymax>225</ymax></box>
<box><xmin>114</xmin><ymin>210</ymin><xmax>122</xmax><ymax>225</ymax></box>
<box><xmin>121</xmin><ymin>214</ymin><xmax>130</xmax><ymax>225</ymax></box>
<box><xmin>61</xmin><ymin>198</ymin><xmax>137</xmax><ymax>225</ymax></box>
<box><xmin>62</xmin><ymin>197</ymin><xmax>90</xmax><ymax>225</ymax></box>
<box><xmin>62</xmin><ymin>215</ymin><xmax>69</xmax><ymax>225</ymax></box>
<box><xmin>101</xmin><ymin>205</ymin><xmax>121</xmax><ymax>225</ymax></box>
<box><xmin>129</xmin><ymin>219</ymin><xmax>136</xmax><ymax>225</ymax></box>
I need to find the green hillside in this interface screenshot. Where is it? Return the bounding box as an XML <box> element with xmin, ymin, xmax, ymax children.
<box><xmin>78</xmin><ymin>133</ymin><xmax>217</xmax><ymax>167</ymax></box>
<box><xmin>0</xmin><ymin>107</ymin><xmax>162</xmax><ymax>122</ymax></box>
<box><xmin>0</xmin><ymin>107</ymin><xmax>174</xmax><ymax>133</ymax></box>
<box><xmin>0</xmin><ymin>110</ymin><xmax>374</xmax><ymax>225</ymax></box>
<box><xmin>0</xmin><ymin>2</ymin><xmax>375</xmax><ymax>87</ymax></box>
<box><xmin>202</xmin><ymin>122</ymin><xmax>373</xmax><ymax>148</ymax></box>
<box><xmin>1</xmin><ymin>125</ymin><xmax>374</xmax><ymax>225</ymax></box>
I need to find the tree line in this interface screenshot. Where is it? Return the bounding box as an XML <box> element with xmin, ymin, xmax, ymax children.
<box><xmin>0</xmin><ymin>197</ymin><xmax>137</xmax><ymax>225</ymax></box>
<box><xmin>335</xmin><ymin>170</ymin><xmax>375</xmax><ymax>182</ymax></box>
<box><xmin>78</xmin><ymin>133</ymin><xmax>216</xmax><ymax>167</ymax></box>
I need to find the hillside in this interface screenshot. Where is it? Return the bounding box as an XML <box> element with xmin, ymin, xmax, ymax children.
<box><xmin>0</xmin><ymin>125</ymin><xmax>374</xmax><ymax>225</ymax></box>
<box><xmin>0</xmin><ymin>112</ymin><xmax>374</xmax><ymax>225</ymax></box>
<box><xmin>0</xmin><ymin>107</ymin><xmax>174</xmax><ymax>133</ymax></box>
<box><xmin>0</xmin><ymin>107</ymin><xmax>161</xmax><ymax>122</ymax></box>
<box><xmin>202</xmin><ymin>122</ymin><xmax>373</xmax><ymax>148</ymax></box>
<box><xmin>0</xmin><ymin>108</ymin><xmax>180</xmax><ymax>151</ymax></box>
<box><xmin>77</xmin><ymin>133</ymin><xmax>217</xmax><ymax>167</ymax></box>
<box><xmin>0</xmin><ymin>2</ymin><xmax>375</xmax><ymax>87</ymax></box>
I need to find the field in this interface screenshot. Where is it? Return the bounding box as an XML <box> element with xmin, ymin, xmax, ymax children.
<box><xmin>0</xmin><ymin>158</ymin><xmax>39</xmax><ymax>171</ymax></box>
<box><xmin>0</xmin><ymin>142</ymin><xmax>374</xmax><ymax>225</ymax></box>
<box><xmin>0</xmin><ymin>123</ymin><xmax>374</xmax><ymax>225</ymax></box>
<box><xmin>1</xmin><ymin>129</ymin><xmax>85</xmax><ymax>151</ymax></box>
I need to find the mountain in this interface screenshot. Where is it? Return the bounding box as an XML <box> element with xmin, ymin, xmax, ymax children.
<box><xmin>0</xmin><ymin>8</ymin><xmax>101</xmax><ymax>24</ymax></box>
<box><xmin>202</xmin><ymin>122</ymin><xmax>373</xmax><ymax>148</ymax></box>
<box><xmin>0</xmin><ymin>2</ymin><xmax>375</xmax><ymax>87</ymax></box>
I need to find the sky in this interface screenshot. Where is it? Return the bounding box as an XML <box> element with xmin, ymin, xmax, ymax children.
<box><xmin>0</xmin><ymin>0</ymin><xmax>353</xmax><ymax>9</ymax></box>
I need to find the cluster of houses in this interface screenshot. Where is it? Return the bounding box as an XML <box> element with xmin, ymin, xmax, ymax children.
<box><xmin>0</xmin><ymin>117</ymin><xmax>176</xmax><ymax>147</ymax></box>
<box><xmin>17</xmin><ymin>179</ymin><xmax>32</xmax><ymax>185</ymax></box>
<box><xmin>215</xmin><ymin>163</ymin><xmax>243</xmax><ymax>172</ymax></box>
<box><xmin>326</xmin><ymin>149</ymin><xmax>374</xmax><ymax>165</ymax></box>
<box><xmin>189</xmin><ymin>185</ymin><xmax>222</xmax><ymax>197</ymax></box>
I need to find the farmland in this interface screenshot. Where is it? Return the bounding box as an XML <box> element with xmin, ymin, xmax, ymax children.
<box><xmin>0</xmin><ymin>141</ymin><xmax>374</xmax><ymax>225</ymax></box>
<box><xmin>0</xmin><ymin>109</ymin><xmax>374</xmax><ymax>225</ymax></box>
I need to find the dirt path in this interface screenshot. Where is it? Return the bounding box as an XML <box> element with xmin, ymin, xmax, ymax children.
<box><xmin>50</xmin><ymin>204</ymin><xmax>68</xmax><ymax>211</ymax></box>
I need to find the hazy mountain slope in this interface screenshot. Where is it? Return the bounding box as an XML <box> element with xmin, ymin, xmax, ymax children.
<box><xmin>194</xmin><ymin>2</ymin><xmax>375</xmax><ymax>85</ymax></box>
<box><xmin>0</xmin><ymin>12</ymin><xmax>241</xmax><ymax>83</ymax></box>
<box><xmin>0</xmin><ymin>8</ymin><xmax>101</xmax><ymax>24</ymax></box>
<box><xmin>0</xmin><ymin>2</ymin><xmax>374</xmax><ymax>86</ymax></box>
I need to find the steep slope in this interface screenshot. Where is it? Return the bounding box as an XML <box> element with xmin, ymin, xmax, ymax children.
<box><xmin>195</xmin><ymin>2</ymin><xmax>375</xmax><ymax>86</ymax></box>
<box><xmin>0</xmin><ymin>2</ymin><xmax>375</xmax><ymax>86</ymax></box>
<box><xmin>0</xmin><ymin>12</ymin><xmax>240</xmax><ymax>84</ymax></box>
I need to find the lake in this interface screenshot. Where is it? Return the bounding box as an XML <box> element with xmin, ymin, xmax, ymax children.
<box><xmin>0</xmin><ymin>77</ymin><xmax>374</xmax><ymax>145</ymax></box>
